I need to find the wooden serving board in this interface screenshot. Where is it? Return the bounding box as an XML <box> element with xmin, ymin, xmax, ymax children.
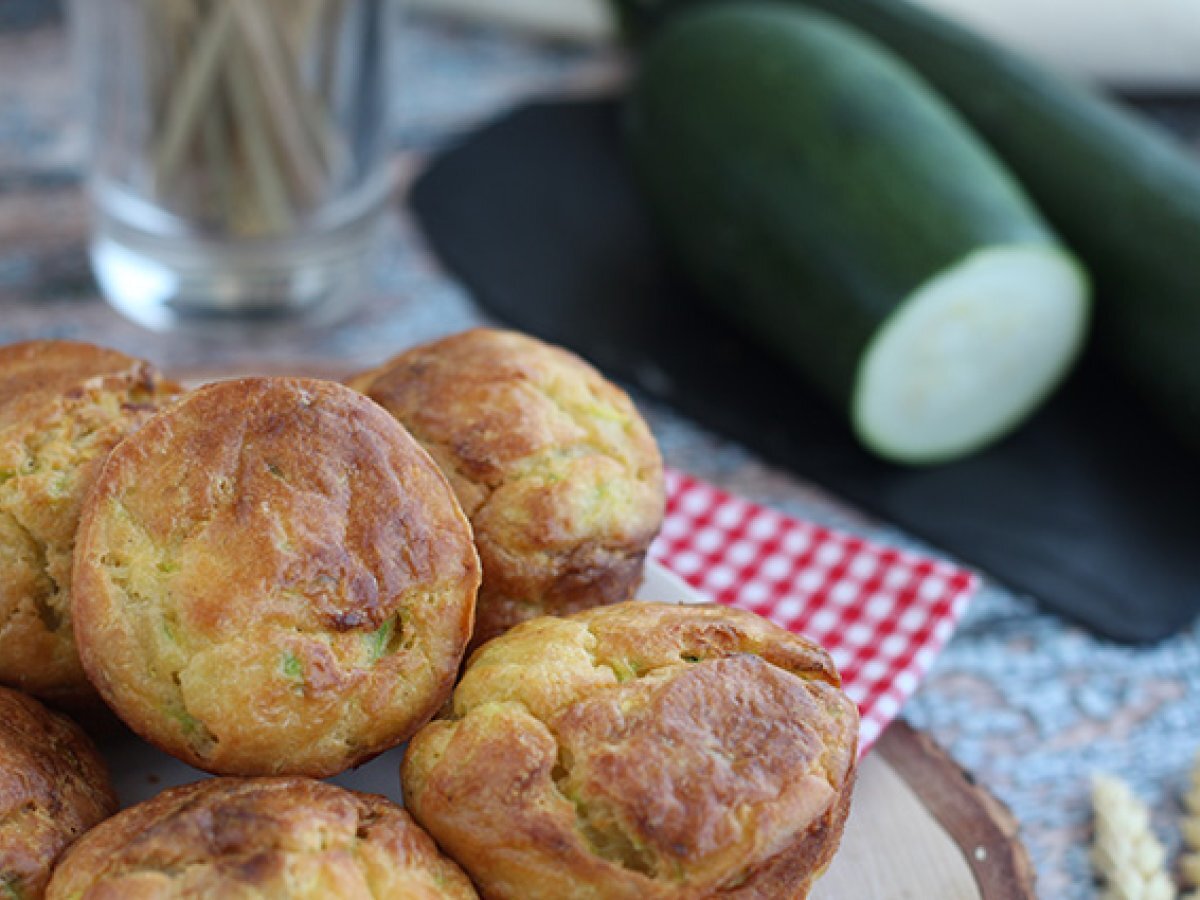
<box><xmin>819</xmin><ymin>722</ymin><xmax>1033</xmax><ymax>899</ymax></box>
<box><xmin>135</xmin><ymin>366</ymin><xmax>1034</xmax><ymax>899</ymax></box>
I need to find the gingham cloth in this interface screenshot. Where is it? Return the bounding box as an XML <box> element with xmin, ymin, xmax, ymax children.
<box><xmin>649</xmin><ymin>470</ymin><xmax>979</xmax><ymax>753</ymax></box>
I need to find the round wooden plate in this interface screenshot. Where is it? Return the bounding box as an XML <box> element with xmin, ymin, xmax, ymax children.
<box><xmin>824</xmin><ymin>721</ymin><xmax>1034</xmax><ymax>899</ymax></box>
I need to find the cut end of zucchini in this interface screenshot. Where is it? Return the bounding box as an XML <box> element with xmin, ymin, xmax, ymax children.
<box><xmin>854</xmin><ymin>246</ymin><xmax>1088</xmax><ymax>465</ymax></box>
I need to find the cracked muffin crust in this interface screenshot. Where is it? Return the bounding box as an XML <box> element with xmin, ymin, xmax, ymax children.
<box><xmin>351</xmin><ymin>328</ymin><xmax>665</xmax><ymax>650</ymax></box>
<box><xmin>0</xmin><ymin>340</ymin><xmax>182</xmax><ymax>707</ymax></box>
<box><xmin>46</xmin><ymin>777</ymin><xmax>478</xmax><ymax>899</ymax></box>
<box><xmin>0</xmin><ymin>686</ymin><xmax>118</xmax><ymax>899</ymax></box>
<box><xmin>402</xmin><ymin>601</ymin><xmax>859</xmax><ymax>900</ymax></box>
<box><xmin>71</xmin><ymin>377</ymin><xmax>480</xmax><ymax>777</ymax></box>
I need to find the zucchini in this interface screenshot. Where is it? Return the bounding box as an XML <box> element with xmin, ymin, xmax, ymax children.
<box><xmin>626</xmin><ymin>3</ymin><xmax>1089</xmax><ymax>463</ymax></box>
<box><xmin>615</xmin><ymin>0</ymin><xmax>1200</xmax><ymax>450</ymax></box>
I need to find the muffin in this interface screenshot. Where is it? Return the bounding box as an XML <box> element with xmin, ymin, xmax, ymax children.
<box><xmin>72</xmin><ymin>377</ymin><xmax>480</xmax><ymax>777</ymax></box>
<box><xmin>403</xmin><ymin>601</ymin><xmax>859</xmax><ymax>900</ymax></box>
<box><xmin>0</xmin><ymin>686</ymin><xmax>118</xmax><ymax>899</ymax></box>
<box><xmin>351</xmin><ymin>328</ymin><xmax>665</xmax><ymax>649</ymax></box>
<box><xmin>0</xmin><ymin>340</ymin><xmax>181</xmax><ymax>707</ymax></box>
<box><xmin>46</xmin><ymin>777</ymin><xmax>478</xmax><ymax>899</ymax></box>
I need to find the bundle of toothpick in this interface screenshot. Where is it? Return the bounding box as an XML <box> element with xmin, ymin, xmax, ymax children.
<box><xmin>141</xmin><ymin>0</ymin><xmax>352</xmax><ymax>237</ymax></box>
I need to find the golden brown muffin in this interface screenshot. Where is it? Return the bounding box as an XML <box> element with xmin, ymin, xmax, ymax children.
<box><xmin>46</xmin><ymin>777</ymin><xmax>478</xmax><ymax>899</ymax></box>
<box><xmin>0</xmin><ymin>686</ymin><xmax>118</xmax><ymax>899</ymax></box>
<box><xmin>352</xmin><ymin>328</ymin><xmax>665</xmax><ymax>649</ymax></box>
<box><xmin>0</xmin><ymin>340</ymin><xmax>182</xmax><ymax>707</ymax></box>
<box><xmin>72</xmin><ymin>377</ymin><xmax>480</xmax><ymax>778</ymax></box>
<box><xmin>403</xmin><ymin>601</ymin><xmax>859</xmax><ymax>900</ymax></box>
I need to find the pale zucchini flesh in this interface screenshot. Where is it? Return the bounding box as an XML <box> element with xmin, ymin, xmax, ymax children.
<box><xmin>854</xmin><ymin>245</ymin><xmax>1088</xmax><ymax>463</ymax></box>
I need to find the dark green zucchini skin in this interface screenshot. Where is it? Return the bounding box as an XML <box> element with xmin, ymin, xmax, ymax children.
<box><xmin>625</xmin><ymin>3</ymin><xmax>1062</xmax><ymax>408</ymax></box>
<box><xmin>616</xmin><ymin>0</ymin><xmax>1200</xmax><ymax>448</ymax></box>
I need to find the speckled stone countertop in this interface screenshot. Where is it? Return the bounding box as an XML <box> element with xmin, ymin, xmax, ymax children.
<box><xmin>4</xmin><ymin>7</ymin><xmax>1200</xmax><ymax>897</ymax></box>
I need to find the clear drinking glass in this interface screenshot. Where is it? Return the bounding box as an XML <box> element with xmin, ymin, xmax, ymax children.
<box><xmin>69</xmin><ymin>0</ymin><xmax>400</xmax><ymax>329</ymax></box>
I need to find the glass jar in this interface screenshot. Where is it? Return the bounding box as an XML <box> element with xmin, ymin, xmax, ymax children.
<box><xmin>69</xmin><ymin>0</ymin><xmax>400</xmax><ymax>329</ymax></box>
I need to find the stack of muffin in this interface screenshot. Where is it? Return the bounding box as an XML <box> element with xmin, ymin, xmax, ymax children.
<box><xmin>0</xmin><ymin>329</ymin><xmax>859</xmax><ymax>900</ymax></box>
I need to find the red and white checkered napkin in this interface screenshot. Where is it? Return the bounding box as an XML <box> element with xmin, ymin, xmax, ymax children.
<box><xmin>648</xmin><ymin>470</ymin><xmax>979</xmax><ymax>754</ymax></box>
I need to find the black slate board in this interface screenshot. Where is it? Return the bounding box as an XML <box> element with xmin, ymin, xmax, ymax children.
<box><xmin>409</xmin><ymin>96</ymin><xmax>1200</xmax><ymax>643</ymax></box>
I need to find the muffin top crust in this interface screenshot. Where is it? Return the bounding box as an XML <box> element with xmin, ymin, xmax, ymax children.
<box><xmin>72</xmin><ymin>377</ymin><xmax>480</xmax><ymax>777</ymax></box>
<box><xmin>403</xmin><ymin>601</ymin><xmax>859</xmax><ymax>899</ymax></box>
<box><xmin>0</xmin><ymin>340</ymin><xmax>182</xmax><ymax>705</ymax></box>
<box><xmin>47</xmin><ymin>777</ymin><xmax>478</xmax><ymax>899</ymax></box>
<box><xmin>0</xmin><ymin>686</ymin><xmax>118</xmax><ymax>898</ymax></box>
<box><xmin>358</xmin><ymin>328</ymin><xmax>664</xmax><ymax>646</ymax></box>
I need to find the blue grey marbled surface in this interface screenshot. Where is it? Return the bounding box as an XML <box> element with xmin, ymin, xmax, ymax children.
<box><xmin>3</xmin><ymin>6</ymin><xmax>1200</xmax><ymax>897</ymax></box>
